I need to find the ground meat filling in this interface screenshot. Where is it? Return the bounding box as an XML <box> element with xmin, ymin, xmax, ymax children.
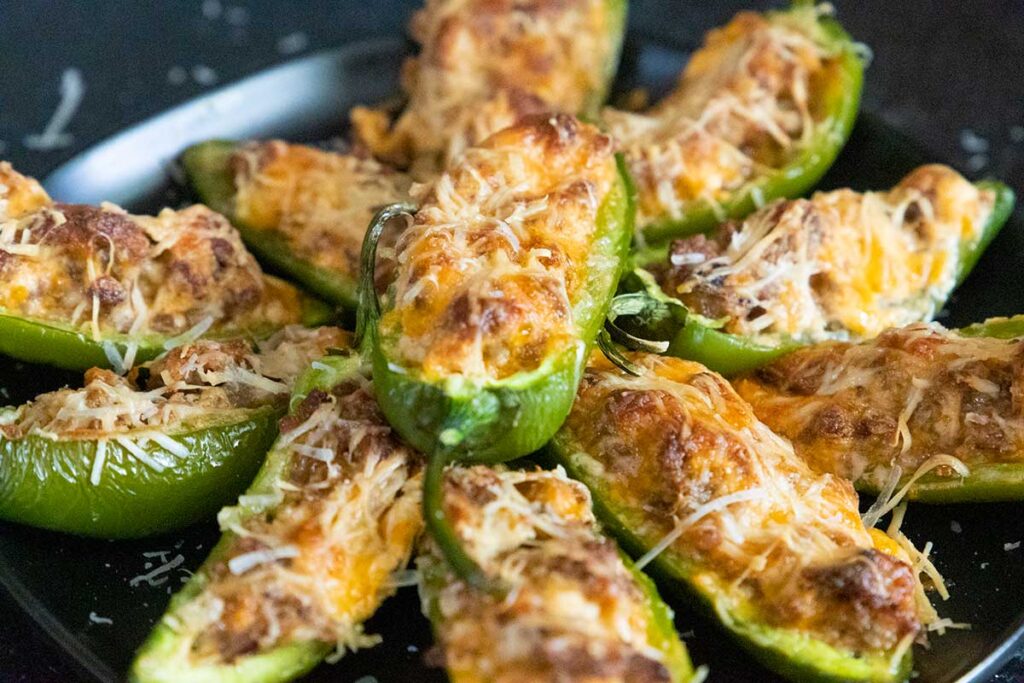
<box><xmin>605</xmin><ymin>8</ymin><xmax>845</xmax><ymax>229</ymax></box>
<box><xmin>0</xmin><ymin>163</ymin><xmax>306</xmax><ymax>340</ymax></box>
<box><xmin>653</xmin><ymin>165</ymin><xmax>995</xmax><ymax>344</ymax></box>
<box><xmin>0</xmin><ymin>326</ymin><xmax>346</xmax><ymax>440</ymax></box>
<box><xmin>380</xmin><ymin>114</ymin><xmax>617</xmax><ymax>380</ymax></box>
<box><xmin>185</xmin><ymin>375</ymin><xmax>423</xmax><ymax>664</ymax></box>
<box><xmin>421</xmin><ymin>466</ymin><xmax>674</xmax><ymax>682</ymax></box>
<box><xmin>562</xmin><ymin>353</ymin><xmax>921</xmax><ymax>654</ymax></box>
<box><xmin>230</xmin><ymin>140</ymin><xmax>412</xmax><ymax>279</ymax></box>
<box><xmin>734</xmin><ymin>322</ymin><xmax>1024</xmax><ymax>486</ymax></box>
<box><xmin>351</xmin><ymin>0</ymin><xmax>617</xmax><ymax>175</ymax></box>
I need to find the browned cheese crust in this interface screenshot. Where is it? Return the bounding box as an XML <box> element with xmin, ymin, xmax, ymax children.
<box><xmin>605</xmin><ymin>9</ymin><xmax>845</xmax><ymax>228</ymax></box>
<box><xmin>561</xmin><ymin>353</ymin><xmax>920</xmax><ymax>653</ymax></box>
<box><xmin>421</xmin><ymin>465</ymin><xmax>674</xmax><ymax>683</ymax></box>
<box><xmin>380</xmin><ymin>114</ymin><xmax>616</xmax><ymax>381</ymax></box>
<box><xmin>0</xmin><ymin>326</ymin><xmax>347</xmax><ymax>440</ymax></box>
<box><xmin>650</xmin><ymin>165</ymin><xmax>994</xmax><ymax>343</ymax></box>
<box><xmin>180</xmin><ymin>374</ymin><xmax>423</xmax><ymax>664</ymax></box>
<box><xmin>0</xmin><ymin>162</ymin><xmax>306</xmax><ymax>340</ymax></box>
<box><xmin>735</xmin><ymin>322</ymin><xmax>1024</xmax><ymax>487</ymax></box>
<box><xmin>230</xmin><ymin>141</ymin><xmax>411</xmax><ymax>279</ymax></box>
<box><xmin>352</xmin><ymin>0</ymin><xmax>617</xmax><ymax>175</ymax></box>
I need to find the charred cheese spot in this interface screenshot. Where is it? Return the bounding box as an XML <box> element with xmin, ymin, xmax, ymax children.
<box><xmin>352</xmin><ymin>0</ymin><xmax>618</xmax><ymax>174</ymax></box>
<box><xmin>606</xmin><ymin>8</ymin><xmax>846</xmax><ymax>228</ymax></box>
<box><xmin>380</xmin><ymin>114</ymin><xmax>616</xmax><ymax>381</ymax></box>
<box><xmin>184</xmin><ymin>376</ymin><xmax>424</xmax><ymax>664</ymax></box>
<box><xmin>735</xmin><ymin>322</ymin><xmax>1024</xmax><ymax>486</ymax></box>
<box><xmin>230</xmin><ymin>141</ymin><xmax>411</xmax><ymax>278</ymax></box>
<box><xmin>0</xmin><ymin>163</ymin><xmax>307</xmax><ymax>340</ymax></box>
<box><xmin>421</xmin><ymin>466</ymin><xmax>674</xmax><ymax>682</ymax></box>
<box><xmin>0</xmin><ymin>326</ymin><xmax>346</xmax><ymax>441</ymax></box>
<box><xmin>562</xmin><ymin>352</ymin><xmax>921</xmax><ymax>653</ymax></box>
<box><xmin>655</xmin><ymin>165</ymin><xmax>994</xmax><ymax>343</ymax></box>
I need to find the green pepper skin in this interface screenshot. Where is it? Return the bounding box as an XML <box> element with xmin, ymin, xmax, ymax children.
<box><xmin>637</xmin><ymin>6</ymin><xmax>864</xmax><ymax>245</ymax></box>
<box><xmin>0</xmin><ymin>277</ymin><xmax>332</xmax><ymax>372</ymax></box>
<box><xmin>954</xmin><ymin>181</ymin><xmax>1015</xmax><ymax>284</ymax></box>
<box><xmin>358</xmin><ymin>157</ymin><xmax>633</xmax><ymax>587</ymax></box>
<box><xmin>365</xmin><ymin>159</ymin><xmax>632</xmax><ymax>461</ymax></box>
<box><xmin>183</xmin><ymin>141</ymin><xmax>361</xmax><ymax>310</ymax></box>
<box><xmin>580</xmin><ymin>0</ymin><xmax>628</xmax><ymax>120</ymax></box>
<box><xmin>544</xmin><ymin>444</ymin><xmax>911</xmax><ymax>683</ymax></box>
<box><xmin>419</xmin><ymin>541</ymin><xmax>697</xmax><ymax>683</ymax></box>
<box><xmin>624</xmin><ymin>181</ymin><xmax>1015</xmax><ymax>377</ymax></box>
<box><xmin>959</xmin><ymin>314</ymin><xmax>1024</xmax><ymax>340</ymax></box>
<box><xmin>130</xmin><ymin>355</ymin><xmax>362</xmax><ymax>683</ymax></box>
<box><xmin>0</xmin><ymin>406</ymin><xmax>280</xmax><ymax>539</ymax></box>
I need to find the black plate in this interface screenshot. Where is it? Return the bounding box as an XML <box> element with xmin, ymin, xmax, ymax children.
<box><xmin>2</xmin><ymin>27</ymin><xmax>1021</xmax><ymax>683</ymax></box>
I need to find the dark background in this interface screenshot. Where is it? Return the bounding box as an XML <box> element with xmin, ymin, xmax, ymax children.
<box><xmin>0</xmin><ymin>1</ymin><xmax>1022</xmax><ymax>681</ymax></box>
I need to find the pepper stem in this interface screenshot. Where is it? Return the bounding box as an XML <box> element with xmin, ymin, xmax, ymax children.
<box><xmin>354</xmin><ymin>202</ymin><xmax>417</xmax><ymax>351</ymax></box>
<box><xmin>423</xmin><ymin>451</ymin><xmax>504</xmax><ymax>595</ymax></box>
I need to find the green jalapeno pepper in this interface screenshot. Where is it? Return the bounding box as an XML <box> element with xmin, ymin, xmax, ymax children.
<box><xmin>131</xmin><ymin>351</ymin><xmax>423</xmax><ymax>683</ymax></box>
<box><xmin>730</xmin><ymin>311</ymin><xmax>1024</xmax><ymax>504</ymax></box>
<box><xmin>582</xmin><ymin>0</ymin><xmax>628</xmax><ymax>119</ymax></box>
<box><xmin>0</xmin><ymin>405</ymin><xmax>280</xmax><ymax>539</ymax></box>
<box><xmin>0</xmin><ymin>282</ymin><xmax>331</xmax><ymax>372</ymax></box>
<box><xmin>418</xmin><ymin>465</ymin><xmax>696</xmax><ymax>682</ymax></box>
<box><xmin>0</xmin><ymin>326</ymin><xmax>347</xmax><ymax>538</ymax></box>
<box><xmin>626</xmin><ymin>4</ymin><xmax>864</xmax><ymax>245</ymax></box>
<box><xmin>864</xmin><ymin>314</ymin><xmax>1024</xmax><ymax>503</ymax></box>
<box><xmin>616</xmin><ymin>180</ymin><xmax>1015</xmax><ymax>376</ymax></box>
<box><xmin>183</xmin><ymin>140</ymin><xmax>390</xmax><ymax>312</ymax></box>
<box><xmin>357</xmin><ymin>153</ymin><xmax>634</xmax><ymax>589</ymax></box>
<box><xmin>545</xmin><ymin>353</ymin><xmax>919</xmax><ymax>683</ymax></box>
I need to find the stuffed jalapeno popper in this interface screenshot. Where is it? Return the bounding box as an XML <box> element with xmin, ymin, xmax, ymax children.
<box><xmin>605</xmin><ymin>4</ymin><xmax>864</xmax><ymax>243</ymax></box>
<box><xmin>548</xmin><ymin>352</ymin><xmax>925</xmax><ymax>682</ymax></box>
<box><xmin>615</xmin><ymin>165</ymin><xmax>1014</xmax><ymax>375</ymax></box>
<box><xmin>0</xmin><ymin>326</ymin><xmax>345</xmax><ymax>538</ymax></box>
<box><xmin>0</xmin><ymin>162</ymin><xmax>330</xmax><ymax>371</ymax></box>
<box><xmin>735</xmin><ymin>316</ymin><xmax>1024</xmax><ymax>503</ymax></box>
<box><xmin>357</xmin><ymin>114</ymin><xmax>633</xmax><ymax>587</ymax></box>
<box><xmin>352</xmin><ymin>0</ymin><xmax>627</xmax><ymax>175</ymax></box>
<box><xmin>419</xmin><ymin>465</ymin><xmax>697</xmax><ymax>682</ymax></box>
<box><xmin>183</xmin><ymin>140</ymin><xmax>412</xmax><ymax>311</ymax></box>
<box><xmin>130</xmin><ymin>353</ymin><xmax>424</xmax><ymax>683</ymax></box>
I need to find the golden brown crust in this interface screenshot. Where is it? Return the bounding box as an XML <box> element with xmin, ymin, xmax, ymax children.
<box><xmin>606</xmin><ymin>9</ymin><xmax>843</xmax><ymax>227</ymax></box>
<box><xmin>0</xmin><ymin>327</ymin><xmax>345</xmax><ymax>440</ymax></box>
<box><xmin>735</xmin><ymin>322</ymin><xmax>1024</xmax><ymax>485</ymax></box>
<box><xmin>351</xmin><ymin>0</ymin><xmax>616</xmax><ymax>174</ymax></box>
<box><xmin>562</xmin><ymin>352</ymin><xmax>920</xmax><ymax>653</ymax></box>
<box><xmin>189</xmin><ymin>376</ymin><xmax>424</xmax><ymax>663</ymax></box>
<box><xmin>422</xmin><ymin>466</ymin><xmax>673</xmax><ymax>683</ymax></box>
<box><xmin>0</xmin><ymin>163</ymin><xmax>305</xmax><ymax>339</ymax></box>
<box><xmin>231</xmin><ymin>141</ymin><xmax>411</xmax><ymax>280</ymax></box>
<box><xmin>380</xmin><ymin>114</ymin><xmax>616</xmax><ymax>380</ymax></box>
<box><xmin>653</xmin><ymin>165</ymin><xmax>994</xmax><ymax>343</ymax></box>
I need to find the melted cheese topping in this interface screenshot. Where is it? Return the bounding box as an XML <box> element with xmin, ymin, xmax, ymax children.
<box><xmin>0</xmin><ymin>162</ymin><xmax>51</xmax><ymax>219</ymax></box>
<box><xmin>0</xmin><ymin>326</ymin><xmax>347</xmax><ymax>441</ymax></box>
<box><xmin>420</xmin><ymin>465</ymin><xmax>674</xmax><ymax>682</ymax></box>
<box><xmin>231</xmin><ymin>141</ymin><xmax>411</xmax><ymax>278</ymax></box>
<box><xmin>605</xmin><ymin>7</ymin><xmax>845</xmax><ymax>230</ymax></box>
<box><xmin>0</xmin><ymin>163</ymin><xmax>306</xmax><ymax>341</ymax></box>
<box><xmin>380</xmin><ymin>114</ymin><xmax>616</xmax><ymax>380</ymax></box>
<box><xmin>176</xmin><ymin>374</ymin><xmax>423</xmax><ymax>664</ymax></box>
<box><xmin>351</xmin><ymin>0</ymin><xmax>616</xmax><ymax>175</ymax></box>
<box><xmin>735</xmin><ymin>321</ymin><xmax>1024</xmax><ymax>487</ymax></box>
<box><xmin>560</xmin><ymin>352</ymin><xmax>922</xmax><ymax>653</ymax></box>
<box><xmin>658</xmin><ymin>165</ymin><xmax>994</xmax><ymax>343</ymax></box>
